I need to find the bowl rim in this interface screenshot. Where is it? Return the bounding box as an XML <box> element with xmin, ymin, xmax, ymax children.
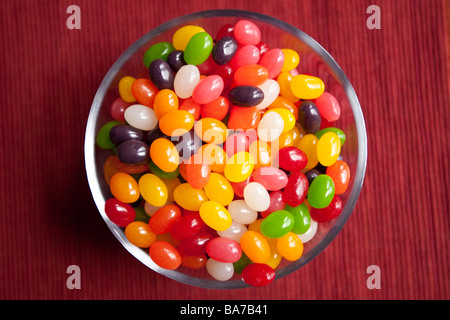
<box><xmin>84</xmin><ymin>8</ymin><xmax>368</xmax><ymax>289</ymax></box>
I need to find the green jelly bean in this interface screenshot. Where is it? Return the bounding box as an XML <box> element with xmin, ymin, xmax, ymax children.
<box><xmin>96</xmin><ymin>121</ymin><xmax>121</xmax><ymax>149</ymax></box>
<box><xmin>148</xmin><ymin>160</ymin><xmax>180</xmax><ymax>179</ymax></box>
<box><xmin>143</xmin><ymin>42</ymin><xmax>175</xmax><ymax>68</ymax></box>
<box><xmin>260</xmin><ymin>210</ymin><xmax>294</xmax><ymax>239</ymax></box>
<box><xmin>315</xmin><ymin>127</ymin><xmax>346</xmax><ymax>145</ymax></box>
<box><xmin>284</xmin><ymin>203</ymin><xmax>311</xmax><ymax>235</ymax></box>
<box><xmin>233</xmin><ymin>251</ymin><xmax>252</xmax><ymax>274</ymax></box>
<box><xmin>183</xmin><ymin>32</ymin><xmax>213</xmax><ymax>65</ymax></box>
<box><xmin>134</xmin><ymin>206</ymin><xmax>150</xmax><ymax>223</ymax></box>
<box><xmin>307</xmin><ymin>174</ymin><xmax>335</xmax><ymax>209</ymax></box>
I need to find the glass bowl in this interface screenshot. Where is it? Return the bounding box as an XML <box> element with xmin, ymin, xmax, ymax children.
<box><xmin>84</xmin><ymin>9</ymin><xmax>367</xmax><ymax>289</ymax></box>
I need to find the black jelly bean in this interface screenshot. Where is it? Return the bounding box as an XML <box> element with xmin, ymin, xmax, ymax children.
<box><xmin>228</xmin><ymin>85</ymin><xmax>264</xmax><ymax>107</ymax></box>
<box><xmin>167</xmin><ymin>50</ymin><xmax>186</xmax><ymax>72</ymax></box>
<box><xmin>117</xmin><ymin>140</ymin><xmax>150</xmax><ymax>165</ymax></box>
<box><xmin>298</xmin><ymin>100</ymin><xmax>321</xmax><ymax>134</ymax></box>
<box><xmin>145</xmin><ymin>127</ymin><xmax>171</xmax><ymax>145</ymax></box>
<box><xmin>304</xmin><ymin>168</ymin><xmax>321</xmax><ymax>185</ymax></box>
<box><xmin>149</xmin><ymin>59</ymin><xmax>174</xmax><ymax>90</ymax></box>
<box><xmin>212</xmin><ymin>36</ymin><xmax>238</xmax><ymax>65</ymax></box>
<box><xmin>109</xmin><ymin>124</ymin><xmax>144</xmax><ymax>146</ymax></box>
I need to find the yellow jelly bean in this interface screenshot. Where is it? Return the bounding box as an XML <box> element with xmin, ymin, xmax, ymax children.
<box><xmin>203</xmin><ymin>173</ymin><xmax>234</xmax><ymax>206</ymax></box>
<box><xmin>159</xmin><ymin>110</ymin><xmax>195</xmax><ymax>137</ymax></box>
<box><xmin>224</xmin><ymin>151</ymin><xmax>255</xmax><ymax>183</ymax></box>
<box><xmin>296</xmin><ymin>134</ymin><xmax>319</xmax><ymax>170</ymax></box>
<box><xmin>200</xmin><ymin>143</ymin><xmax>227</xmax><ymax>173</ymax></box>
<box><xmin>199</xmin><ymin>201</ymin><xmax>232</xmax><ymax>231</ymax></box>
<box><xmin>194</xmin><ymin>117</ymin><xmax>229</xmax><ymax>144</ymax></box>
<box><xmin>276</xmin><ymin>71</ymin><xmax>299</xmax><ymax>103</ymax></box>
<box><xmin>266</xmin><ymin>239</ymin><xmax>282</xmax><ymax>269</ymax></box>
<box><xmin>160</xmin><ymin>177</ymin><xmax>181</xmax><ymax>202</ymax></box>
<box><xmin>264</xmin><ymin>108</ymin><xmax>295</xmax><ymax>133</ymax></box>
<box><xmin>317</xmin><ymin>132</ymin><xmax>341</xmax><ymax>166</ymax></box>
<box><xmin>173</xmin><ymin>183</ymin><xmax>208</xmax><ymax>211</ymax></box>
<box><xmin>150</xmin><ymin>138</ymin><xmax>180</xmax><ymax>173</ymax></box>
<box><xmin>281</xmin><ymin>49</ymin><xmax>300</xmax><ymax>72</ymax></box>
<box><xmin>240</xmin><ymin>231</ymin><xmax>270</xmax><ymax>263</ymax></box>
<box><xmin>118</xmin><ymin>76</ymin><xmax>136</xmax><ymax>103</ymax></box>
<box><xmin>172</xmin><ymin>25</ymin><xmax>206</xmax><ymax>51</ymax></box>
<box><xmin>290</xmin><ymin>74</ymin><xmax>325</xmax><ymax>100</ymax></box>
<box><xmin>277</xmin><ymin>232</ymin><xmax>303</xmax><ymax>261</ymax></box>
<box><xmin>138</xmin><ymin>173</ymin><xmax>168</xmax><ymax>207</ymax></box>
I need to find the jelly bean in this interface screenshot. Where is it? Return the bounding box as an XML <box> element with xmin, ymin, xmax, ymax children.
<box><xmin>118</xmin><ymin>76</ymin><xmax>136</xmax><ymax>103</ymax></box>
<box><xmin>130</xmin><ymin>78</ymin><xmax>158</xmax><ymax>107</ymax></box>
<box><xmin>284</xmin><ymin>171</ymin><xmax>309</xmax><ymax>207</ymax></box>
<box><xmin>161</xmin><ymin>177</ymin><xmax>181</xmax><ymax>202</ymax></box>
<box><xmin>174</xmin><ymin>65</ymin><xmax>200</xmax><ymax>99</ymax></box>
<box><xmin>103</xmin><ymin>156</ymin><xmax>119</xmax><ymax>185</ymax></box>
<box><xmin>148</xmin><ymin>160</ymin><xmax>179</xmax><ymax>180</ymax></box>
<box><xmin>180</xmin><ymin>251</ymin><xmax>208</xmax><ymax>269</ymax></box>
<box><xmin>257</xmin><ymin>110</ymin><xmax>284</xmax><ymax>142</ymax></box>
<box><xmin>183</xmin><ymin>32</ymin><xmax>213</xmax><ymax>66</ymax></box>
<box><xmin>159</xmin><ymin>110</ymin><xmax>195</xmax><ymax>137</ymax></box>
<box><xmin>298</xmin><ymin>219</ymin><xmax>318</xmax><ymax>243</ymax></box>
<box><xmin>138</xmin><ymin>173</ymin><xmax>168</xmax><ymax>207</ymax></box>
<box><xmin>144</xmin><ymin>201</ymin><xmax>171</xmax><ymax>217</ymax></box>
<box><xmin>200</xmin><ymin>143</ymin><xmax>227</xmax><ymax>173</ymax></box>
<box><xmin>315</xmin><ymin>92</ymin><xmax>341</xmax><ymax>122</ymax></box>
<box><xmin>224</xmin><ymin>151</ymin><xmax>255</xmax><ymax>183</ymax></box>
<box><xmin>212</xmin><ymin>36</ymin><xmax>238</xmax><ymax>65</ymax></box>
<box><xmin>260</xmin><ymin>210</ymin><xmax>294</xmax><ymax>238</ymax></box>
<box><xmin>153</xmin><ymin>89</ymin><xmax>179</xmax><ymax>120</ymax></box>
<box><xmin>110</xmin><ymin>97</ymin><xmax>131</xmax><ymax>122</ymax></box>
<box><xmin>224</xmin><ymin>132</ymin><xmax>249</xmax><ymax>157</ymax></box>
<box><xmin>197</xmin><ymin>55</ymin><xmax>219</xmax><ymax>75</ymax></box>
<box><xmin>310</xmin><ymin>195</ymin><xmax>342</xmax><ymax>223</ymax></box>
<box><xmin>227</xmin><ymin>106</ymin><xmax>261</xmax><ymax>131</ymax></box>
<box><xmin>179</xmin><ymin>229</ymin><xmax>216</xmax><ymax>256</ymax></box>
<box><xmin>149</xmin><ymin>59</ymin><xmax>174</xmax><ymax>90</ymax></box>
<box><xmin>268</xmin><ymin>96</ymin><xmax>298</xmax><ymax>118</ymax></box>
<box><xmin>204</xmin><ymin>172</ymin><xmax>234</xmax><ymax>206</ymax></box>
<box><xmin>298</xmin><ymin>100</ymin><xmax>321</xmax><ymax>134</ymax></box>
<box><xmin>167</xmin><ymin>50</ymin><xmax>186</xmax><ymax>72</ymax></box>
<box><xmin>296</xmin><ymin>134</ymin><xmax>319</xmax><ymax>170</ymax></box>
<box><xmin>215</xmin><ymin>24</ymin><xmax>235</xmax><ymax>41</ymax></box>
<box><xmin>185</xmin><ymin>153</ymin><xmax>211</xmax><ymax>189</ymax></box>
<box><xmin>109</xmin><ymin>172</ymin><xmax>140</xmax><ymax>203</ymax></box>
<box><xmin>248</xmin><ymin>218</ymin><xmax>263</xmax><ymax>233</ymax></box>
<box><xmin>149</xmin><ymin>204</ymin><xmax>182</xmax><ymax>234</ymax></box>
<box><xmin>114</xmin><ymin>156</ymin><xmax>148</xmax><ymax>174</ymax></box>
<box><xmin>290</xmin><ymin>74</ymin><xmax>325</xmax><ymax>99</ymax></box>
<box><xmin>252</xmin><ymin>166</ymin><xmax>288</xmax><ymax>191</ymax></box>
<box><xmin>171</xmin><ymin>130</ymin><xmax>200</xmax><ymax>161</ymax></box>
<box><xmin>260</xmin><ymin>191</ymin><xmax>285</xmax><ymax>218</ymax></box>
<box><xmin>228</xmin><ymin>199</ymin><xmax>258</xmax><ymax>225</ymax></box>
<box><xmin>117</xmin><ymin>140</ymin><xmax>150</xmax><ymax>165</ymax></box>
<box><xmin>194</xmin><ymin>117</ymin><xmax>229</xmax><ymax>144</ymax></box>
<box><xmin>241</xmin><ymin>263</ymin><xmax>275</xmax><ymax>287</ymax></box>
<box><xmin>125</xmin><ymin>221</ymin><xmax>156</xmax><ymax>248</ymax></box>
<box><xmin>276</xmin><ymin>232</ymin><xmax>303</xmax><ymax>261</ymax></box>
<box><xmin>104</xmin><ymin>197</ymin><xmax>136</xmax><ymax>227</ymax></box>
<box><xmin>240</xmin><ymin>231</ymin><xmax>270</xmax><ymax>263</ymax></box>
<box><xmin>228</xmin><ymin>85</ymin><xmax>264</xmax><ymax>107</ymax></box>
<box><xmin>265</xmin><ymin>108</ymin><xmax>295</xmax><ymax>132</ymax></box>
<box><xmin>315</xmin><ymin>127</ymin><xmax>346</xmax><ymax>145</ymax></box>
<box><xmin>170</xmin><ymin>212</ymin><xmax>205</xmax><ymax>240</ymax></box>
<box><xmin>206</xmin><ymin>237</ymin><xmax>242</xmax><ymax>263</ymax></box>
<box><xmin>234</xmin><ymin>65</ymin><xmax>268</xmax><ymax>86</ymax></box>
<box><xmin>145</xmin><ymin>127</ymin><xmax>170</xmax><ymax>145</ymax></box>
<box><xmin>277</xmin><ymin>146</ymin><xmax>307</xmax><ymax>172</ymax></box>
<box><xmin>234</xmin><ymin>20</ymin><xmax>261</xmax><ymax>45</ymax></box>
<box><xmin>179</xmin><ymin>97</ymin><xmax>202</xmax><ymax>121</ymax></box>
<box><xmin>133</xmin><ymin>206</ymin><xmax>150</xmax><ymax>223</ymax></box>
<box><xmin>276</xmin><ymin>71</ymin><xmax>299</xmax><ymax>103</ymax></box>
<box><xmin>109</xmin><ymin>124</ymin><xmax>144</xmax><ymax>146</ymax></box>
<box><xmin>233</xmin><ymin>252</ymin><xmax>253</xmax><ymax>274</ymax></box>
<box><xmin>200</xmin><ymin>96</ymin><xmax>229</xmax><ymax>121</ymax></box>
<box><xmin>173</xmin><ymin>183</ymin><xmax>208</xmax><ymax>211</ymax></box>
<box><xmin>281</xmin><ymin>49</ymin><xmax>300</xmax><ymax>72</ymax></box>
<box><xmin>243</xmin><ymin>182</ymin><xmax>270</xmax><ymax>212</ymax></box>
<box><xmin>326</xmin><ymin>160</ymin><xmax>350</xmax><ymax>194</ymax></box>
<box><xmin>206</xmin><ymin>258</ymin><xmax>234</xmax><ymax>281</ymax></box>
<box><xmin>255</xmin><ymin>79</ymin><xmax>280</xmax><ymax>110</ymax></box>
<box><xmin>192</xmin><ymin>75</ymin><xmax>224</xmax><ymax>105</ymax></box>
<box><xmin>258</xmin><ymin>48</ymin><xmax>284</xmax><ymax>79</ymax></box>
<box><xmin>229</xmin><ymin>44</ymin><xmax>260</xmax><ymax>70</ymax></box>
<box><xmin>96</xmin><ymin>121</ymin><xmax>121</xmax><ymax>149</ymax></box>
<box><xmin>284</xmin><ymin>203</ymin><xmax>311</xmax><ymax>235</ymax></box>
<box><xmin>217</xmin><ymin>221</ymin><xmax>247</xmax><ymax>243</ymax></box>
<box><xmin>172</xmin><ymin>25</ymin><xmax>205</xmax><ymax>51</ymax></box>
<box><xmin>124</xmin><ymin>104</ymin><xmax>158</xmax><ymax>131</ymax></box>
<box><xmin>143</xmin><ymin>42</ymin><xmax>175</xmax><ymax>68</ymax></box>
<box><xmin>149</xmin><ymin>138</ymin><xmax>179</xmax><ymax>173</ymax></box>
<box><xmin>230</xmin><ymin>175</ymin><xmax>252</xmax><ymax>198</ymax></box>
<box><xmin>266</xmin><ymin>240</ymin><xmax>282</xmax><ymax>269</ymax></box>
<box><xmin>317</xmin><ymin>132</ymin><xmax>341</xmax><ymax>166</ymax></box>
<box><xmin>307</xmin><ymin>174</ymin><xmax>335</xmax><ymax>209</ymax></box>
<box><xmin>215</xmin><ymin>64</ymin><xmax>234</xmax><ymax>90</ymax></box>
<box><xmin>304</xmin><ymin>168</ymin><xmax>321</xmax><ymax>185</ymax></box>
<box><xmin>149</xmin><ymin>241</ymin><xmax>181</xmax><ymax>270</ymax></box>
<box><xmin>199</xmin><ymin>201</ymin><xmax>232</xmax><ymax>231</ymax></box>
<box><xmin>249</xmin><ymin>139</ymin><xmax>272</xmax><ymax>169</ymax></box>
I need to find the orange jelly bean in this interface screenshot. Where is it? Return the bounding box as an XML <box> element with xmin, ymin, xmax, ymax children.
<box><xmin>240</xmin><ymin>230</ymin><xmax>270</xmax><ymax>263</ymax></box>
<box><xmin>109</xmin><ymin>172</ymin><xmax>140</xmax><ymax>203</ymax></box>
<box><xmin>277</xmin><ymin>232</ymin><xmax>303</xmax><ymax>261</ymax></box>
<box><xmin>326</xmin><ymin>160</ymin><xmax>350</xmax><ymax>194</ymax></box>
<box><xmin>150</xmin><ymin>138</ymin><xmax>180</xmax><ymax>173</ymax></box>
<box><xmin>234</xmin><ymin>64</ymin><xmax>269</xmax><ymax>86</ymax></box>
<box><xmin>125</xmin><ymin>221</ymin><xmax>156</xmax><ymax>248</ymax></box>
<box><xmin>194</xmin><ymin>117</ymin><xmax>229</xmax><ymax>144</ymax></box>
<box><xmin>149</xmin><ymin>241</ymin><xmax>181</xmax><ymax>270</ymax></box>
<box><xmin>153</xmin><ymin>89</ymin><xmax>179</xmax><ymax>119</ymax></box>
<box><xmin>130</xmin><ymin>78</ymin><xmax>159</xmax><ymax>107</ymax></box>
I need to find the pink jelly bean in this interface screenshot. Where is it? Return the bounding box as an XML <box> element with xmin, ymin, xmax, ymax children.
<box><xmin>229</xmin><ymin>45</ymin><xmax>260</xmax><ymax>70</ymax></box>
<box><xmin>110</xmin><ymin>97</ymin><xmax>132</xmax><ymax>122</ymax></box>
<box><xmin>234</xmin><ymin>20</ymin><xmax>261</xmax><ymax>45</ymax></box>
<box><xmin>223</xmin><ymin>132</ymin><xmax>250</xmax><ymax>157</ymax></box>
<box><xmin>260</xmin><ymin>190</ymin><xmax>286</xmax><ymax>218</ymax></box>
<box><xmin>206</xmin><ymin>237</ymin><xmax>242</xmax><ymax>263</ymax></box>
<box><xmin>252</xmin><ymin>167</ymin><xmax>288</xmax><ymax>191</ymax></box>
<box><xmin>192</xmin><ymin>75</ymin><xmax>224</xmax><ymax>104</ymax></box>
<box><xmin>314</xmin><ymin>92</ymin><xmax>341</xmax><ymax>122</ymax></box>
<box><xmin>258</xmin><ymin>48</ymin><xmax>284</xmax><ymax>79</ymax></box>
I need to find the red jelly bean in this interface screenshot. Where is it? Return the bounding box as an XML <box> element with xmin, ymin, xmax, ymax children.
<box><xmin>277</xmin><ymin>146</ymin><xmax>308</xmax><ymax>172</ymax></box>
<box><xmin>230</xmin><ymin>175</ymin><xmax>253</xmax><ymax>198</ymax></box>
<box><xmin>215</xmin><ymin>64</ymin><xmax>234</xmax><ymax>90</ymax></box>
<box><xmin>284</xmin><ymin>171</ymin><xmax>309</xmax><ymax>207</ymax></box>
<box><xmin>110</xmin><ymin>97</ymin><xmax>131</xmax><ymax>122</ymax></box>
<box><xmin>315</xmin><ymin>92</ymin><xmax>341</xmax><ymax>122</ymax></box>
<box><xmin>170</xmin><ymin>212</ymin><xmax>205</xmax><ymax>240</ymax></box>
<box><xmin>179</xmin><ymin>97</ymin><xmax>202</xmax><ymax>121</ymax></box>
<box><xmin>229</xmin><ymin>45</ymin><xmax>260</xmax><ymax>70</ymax></box>
<box><xmin>149</xmin><ymin>205</ymin><xmax>182</xmax><ymax>234</ymax></box>
<box><xmin>227</xmin><ymin>106</ymin><xmax>261</xmax><ymax>131</ymax></box>
<box><xmin>149</xmin><ymin>241</ymin><xmax>181</xmax><ymax>270</ymax></box>
<box><xmin>234</xmin><ymin>20</ymin><xmax>261</xmax><ymax>45</ymax></box>
<box><xmin>200</xmin><ymin>96</ymin><xmax>229</xmax><ymax>121</ymax></box>
<box><xmin>104</xmin><ymin>198</ymin><xmax>136</xmax><ymax>227</ymax></box>
<box><xmin>178</xmin><ymin>229</ymin><xmax>216</xmax><ymax>256</ymax></box>
<box><xmin>252</xmin><ymin>167</ymin><xmax>288</xmax><ymax>191</ymax></box>
<box><xmin>206</xmin><ymin>237</ymin><xmax>242</xmax><ymax>263</ymax></box>
<box><xmin>215</xmin><ymin>24</ymin><xmax>235</xmax><ymax>41</ymax></box>
<box><xmin>241</xmin><ymin>263</ymin><xmax>276</xmax><ymax>287</ymax></box>
<box><xmin>310</xmin><ymin>195</ymin><xmax>343</xmax><ymax>223</ymax></box>
<box><xmin>258</xmin><ymin>48</ymin><xmax>284</xmax><ymax>79</ymax></box>
<box><xmin>260</xmin><ymin>190</ymin><xmax>286</xmax><ymax>218</ymax></box>
<box><xmin>186</xmin><ymin>153</ymin><xmax>211</xmax><ymax>189</ymax></box>
<box><xmin>256</xmin><ymin>41</ymin><xmax>269</xmax><ymax>56</ymax></box>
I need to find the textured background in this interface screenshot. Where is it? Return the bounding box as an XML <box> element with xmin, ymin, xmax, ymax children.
<box><xmin>0</xmin><ymin>0</ymin><xmax>449</xmax><ymax>300</ymax></box>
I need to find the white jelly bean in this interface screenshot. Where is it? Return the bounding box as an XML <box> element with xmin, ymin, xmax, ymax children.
<box><xmin>124</xmin><ymin>104</ymin><xmax>158</xmax><ymax>131</ymax></box>
<box><xmin>206</xmin><ymin>258</ymin><xmax>234</xmax><ymax>281</ymax></box>
<box><xmin>227</xmin><ymin>199</ymin><xmax>258</xmax><ymax>225</ymax></box>
<box><xmin>297</xmin><ymin>219</ymin><xmax>318</xmax><ymax>243</ymax></box>
<box><xmin>243</xmin><ymin>182</ymin><xmax>270</xmax><ymax>212</ymax></box>
<box><xmin>255</xmin><ymin>79</ymin><xmax>280</xmax><ymax>110</ymax></box>
<box><xmin>174</xmin><ymin>64</ymin><xmax>200</xmax><ymax>99</ymax></box>
<box><xmin>217</xmin><ymin>221</ymin><xmax>247</xmax><ymax>243</ymax></box>
<box><xmin>257</xmin><ymin>111</ymin><xmax>284</xmax><ymax>142</ymax></box>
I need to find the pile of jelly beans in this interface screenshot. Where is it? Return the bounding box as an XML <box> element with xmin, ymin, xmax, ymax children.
<box><xmin>97</xmin><ymin>20</ymin><xmax>351</xmax><ymax>287</ymax></box>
